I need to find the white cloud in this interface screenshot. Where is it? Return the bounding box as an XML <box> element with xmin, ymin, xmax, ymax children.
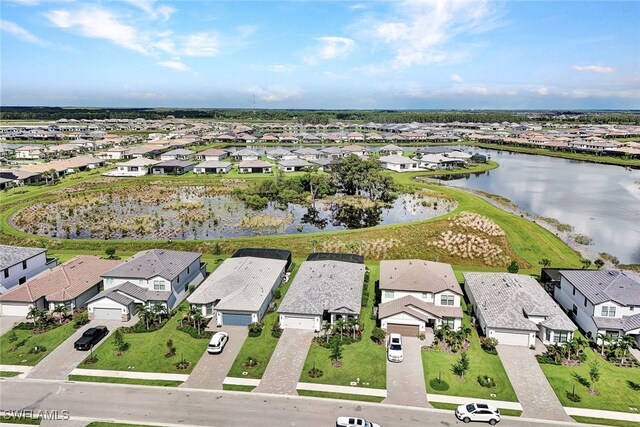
<box><xmin>305</xmin><ymin>36</ymin><xmax>355</xmax><ymax>64</ymax></box>
<box><xmin>450</xmin><ymin>73</ymin><xmax>464</xmax><ymax>83</ymax></box>
<box><xmin>535</xmin><ymin>87</ymin><xmax>550</xmax><ymax>95</ymax></box>
<box><xmin>121</xmin><ymin>0</ymin><xmax>175</xmax><ymax>21</ymax></box>
<box><xmin>181</xmin><ymin>32</ymin><xmax>218</xmax><ymax>57</ymax></box>
<box><xmin>573</xmin><ymin>65</ymin><xmax>614</xmax><ymax>74</ymax></box>
<box><xmin>252</xmin><ymin>85</ymin><xmax>302</xmax><ymax>102</ymax></box>
<box><xmin>158</xmin><ymin>60</ymin><xmax>189</xmax><ymax>72</ymax></box>
<box><xmin>464</xmin><ymin>86</ymin><xmax>489</xmax><ymax>95</ymax></box>
<box><xmin>350</xmin><ymin>3</ymin><xmax>368</xmax><ymax>10</ymax></box>
<box><xmin>0</xmin><ymin>20</ymin><xmax>45</xmax><ymax>45</ymax></box>
<box><xmin>265</xmin><ymin>64</ymin><xmax>298</xmax><ymax>73</ymax></box>
<box><xmin>46</xmin><ymin>6</ymin><xmax>148</xmax><ymax>54</ymax></box>
<box><xmin>362</xmin><ymin>0</ymin><xmax>501</xmax><ymax>68</ymax></box>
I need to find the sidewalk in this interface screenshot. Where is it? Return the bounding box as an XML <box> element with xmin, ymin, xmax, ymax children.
<box><xmin>564</xmin><ymin>407</ymin><xmax>640</xmax><ymax>423</ymax></box>
<box><xmin>426</xmin><ymin>393</ymin><xmax>523</xmax><ymax>411</ymax></box>
<box><xmin>70</xmin><ymin>368</ymin><xmax>189</xmax><ymax>382</ymax></box>
<box><xmin>223</xmin><ymin>377</ymin><xmax>261</xmax><ymax>387</ymax></box>
<box><xmin>0</xmin><ymin>364</ymin><xmax>31</xmax><ymax>373</ymax></box>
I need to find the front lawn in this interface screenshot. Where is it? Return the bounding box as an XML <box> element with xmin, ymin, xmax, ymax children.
<box><xmin>297</xmin><ymin>389</ymin><xmax>384</xmax><ymax>403</ymax></box>
<box><xmin>422</xmin><ymin>311</ymin><xmax>518</xmax><ymax>402</ymax></box>
<box><xmin>226</xmin><ymin>260</ymin><xmax>302</xmax><ymax>379</ymax></box>
<box><xmin>79</xmin><ymin>307</ymin><xmax>209</xmax><ymax>374</ymax></box>
<box><xmin>571</xmin><ymin>416</ymin><xmax>640</xmax><ymax>427</ymax></box>
<box><xmin>540</xmin><ymin>346</ymin><xmax>640</xmax><ymax>413</ymax></box>
<box><xmin>298</xmin><ymin>262</ymin><xmax>386</xmax><ymax>389</ymax></box>
<box><xmin>68</xmin><ymin>375</ymin><xmax>182</xmax><ymax>387</ymax></box>
<box><xmin>0</xmin><ymin>322</ymin><xmax>77</xmax><ymax>366</ymax></box>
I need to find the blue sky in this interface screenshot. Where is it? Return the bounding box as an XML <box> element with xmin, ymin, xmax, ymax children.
<box><xmin>1</xmin><ymin>0</ymin><xmax>639</xmax><ymax>109</ymax></box>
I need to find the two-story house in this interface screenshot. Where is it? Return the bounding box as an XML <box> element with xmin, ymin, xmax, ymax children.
<box><xmin>87</xmin><ymin>249</ymin><xmax>206</xmax><ymax>321</ymax></box>
<box><xmin>378</xmin><ymin>260</ymin><xmax>464</xmax><ymax>336</ymax></box>
<box><xmin>555</xmin><ymin>270</ymin><xmax>640</xmax><ymax>346</ymax></box>
<box><xmin>0</xmin><ymin>245</ymin><xmax>57</xmax><ymax>293</ymax></box>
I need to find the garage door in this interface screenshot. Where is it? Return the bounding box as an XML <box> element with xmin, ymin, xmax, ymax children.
<box><xmin>282</xmin><ymin>315</ymin><xmax>315</xmax><ymax>330</ymax></box>
<box><xmin>493</xmin><ymin>330</ymin><xmax>530</xmax><ymax>347</ymax></box>
<box><xmin>93</xmin><ymin>308</ymin><xmax>122</xmax><ymax>321</ymax></box>
<box><xmin>0</xmin><ymin>303</ymin><xmax>30</xmax><ymax>317</ymax></box>
<box><xmin>386</xmin><ymin>323</ymin><xmax>420</xmax><ymax>336</ymax></box>
<box><xmin>222</xmin><ymin>312</ymin><xmax>252</xmax><ymax>326</ymax></box>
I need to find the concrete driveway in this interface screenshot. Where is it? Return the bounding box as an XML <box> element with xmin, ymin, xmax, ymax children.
<box><xmin>26</xmin><ymin>318</ymin><xmax>135</xmax><ymax>380</ymax></box>
<box><xmin>181</xmin><ymin>325</ymin><xmax>248</xmax><ymax>389</ymax></box>
<box><xmin>253</xmin><ymin>328</ymin><xmax>314</xmax><ymax>395</ymax></box>
<box><xmin>384</xmin><ymin>336</ymin><xmax>430</xmax><ymax>407</ymax></box>
<box><xmin>497</xmin><ymin>344</ymin><xmax>571</xmax><ymax>421</ymax></box>
<box><xmin>0</xmin><ymin>316</ymin><xmax>26</xmax><ymax>335</ymax></box>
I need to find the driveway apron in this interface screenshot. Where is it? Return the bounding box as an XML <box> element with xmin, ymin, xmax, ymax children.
<box><xmin>181</xmin><ymin>326</ymin><xmax>248</xmax><ymax>389</ymax></box>
<box><xmin>497</xmin><ymin>344</ymin><xmax>572</xmax><ymax>421</ymax></box>
<box><xmin>253</xmin><ymin>328</ymin><xmax>314</xmax><ymax>395</ymax></box>
<box><xmin>384</xmin><ymin>336</ymin><xmax>430</xmax><ymax>407</ymax></box>
<box><xmin>0</xmin><ymin>316</ymin><xmax>26</xmax><ymax>336</ymax></box>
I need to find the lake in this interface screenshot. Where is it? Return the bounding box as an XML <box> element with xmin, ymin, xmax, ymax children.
<box><xmin>443</xmin><ymin>150</ymin><xmax>640</xmax><ymax>264</ymax></box>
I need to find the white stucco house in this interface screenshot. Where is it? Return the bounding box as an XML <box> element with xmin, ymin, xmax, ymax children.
<box><xmin>378</xmin><ymin>155</ymin><xmax>419</xmax><ymax>172</ymax></box>
<box><xmin>0</xmin><ymin>245</ymin><xmax>57</xmax><ymax>293</ymax></box>
<box><xmin>193</xmin><ymin>160</ymin><xmax>232</xmax><ymax>174</ymax></box>
<box><xmin>106</xmin><ymin>158</ymin><xmax>159</xmax><ymax>177</ymax></box>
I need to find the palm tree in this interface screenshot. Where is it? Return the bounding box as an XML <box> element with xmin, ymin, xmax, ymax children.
<box><xmin>539</xmin><ymin>258</ymin><xmax>552</xmax><ymax>268</ymax></box>
<box><xmin>193</xmin><ymin>310</ymin><xmax>204</xmax><ymax>334</ymax></box>
<box><xmin>187</xmin><ymin>306</ymin><xmax>200</xmax><ymax>328</ymax></box>
<box><xmin>596</xmin><ymin>332</ymin><xmax>611</xmax><ymax>357</ymax></box>
<box><xmin>27</xmin><ymin>306</ymin><xmax>43</xmax><ymax>327</ymax></box>
<box><xmin>52</xmin><ymin>304</ymin><xmax>68</xmax><ymax>325</ymax></box>
<box><xmin>335</xmin><ymin>317</ymin><xmax>346</xmax><ymax>341</ymax></box>
<box><xmin>137</xmin><ymin>306</ymin><xmax>152</xmax><ymax>330</ymax></box>
<box><xmin>346</xmin><ymin>317</ymin><xmax>358</xmax><ymax>339</ymax></box>
<box><xmin>614</xmin><ymin>335</ymin><xmax>636</xmax><ymax>365</ymax></box>
<box><xmin>321</xmin><ymin>322</ymin><xmax>332</xmax><ymax>344</ymax></box>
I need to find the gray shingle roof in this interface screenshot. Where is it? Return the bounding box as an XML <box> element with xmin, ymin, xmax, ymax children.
<box><xmin>378</xmin><ymin>155</ymin><xmax>418</xmax><ymax>165</ymax></box>
<box><xmin>464</xmin><ymin>272</ymin><xmax>576</xmax><ymax>332</ymax></box>
<box><xmin>87</xmin><ymin>281</ymin><xmax>172</xmax><ymax>306</ymax></box>
<box><xmin>0</xmin><ymin>245</ymin><xmax>46</xmax><ymax>270</ymax></box>
<box><xmin>187</xmin><ymin>257</ymin><xmax>286</xmax><ymax>311</ymax></box>
<box><xmin>378</xmin><ymin>295</ymin><xmax>463</xmax><ymax>321</ymax></box>
<box><xmin>380</xmin><ymin>260</ymin><xmax>462</xmax><ymax>295</ymax></box>
<box><xmin>195</xmin><ymin>160</ymin><xmax>231</xmax><ymax>168</ymax></box>
<box><xmin>154</xmin><ymin>159</ymin><xmax>195</xmax><ymax>168</ymax></box>
<box><xmin>560</xmin><ymin>270</ymin><xmax>640</xmax><ymax>306</ymax></box>
<box><xmin>594</xmin><ymin>313</ymin><xmax>640</xmax><ymax>332</ymax></box>
<box><xmin>278</xmin><ymin>159</ymin><xmax>312</xmax><ymax>168</ymax></box>
<box><xmin>103</xmin><ymin>249</ymin><xmax>200</xmax><ymax>281</ymax></box>
<box><xmin>278</xmin><ymin>259</ymin><xmax>365</xmax><ymax>316</ymax></box>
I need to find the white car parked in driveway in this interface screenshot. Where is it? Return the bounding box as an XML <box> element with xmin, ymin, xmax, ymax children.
<box><xmin>335</xmin><ymin>416</ymin><xmax>380</xmax><ymax>427</ymax></box>
<box><xmin>455</xmin><ymin>403</ymin><xmax>501</xmax><ymax>424</ymax></box>
<box><xmin>387</xmin><ymin>333</ymin><xmax>403</xmax><ymax>362</ymax></box>
<box><xmin>207</xmin><ymin>332</ymin><xmax>229</xmax><ymax>354</ymax></box>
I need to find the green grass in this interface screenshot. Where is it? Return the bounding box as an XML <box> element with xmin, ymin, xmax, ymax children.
<box><xmin>299</xmin><ymin>262</ymin><xmax>386</xmax><ymax>389</ymax></box>
<box><xmin>571</xmin><ymin>416</ymin><xmax>640</xmax><ymax>427</ymax></box>
<box><xmin>422</xmin><ymin>311</ymin><xmax>518</xmax><ymax>402</ymax></box>
<box><xmin>222</xmin><ymin>384</ymin><xmax>256</xmax><ymax>392</ymax></box>
<box><xmin>297</xmin><ymin>389</ymin><xmax>385</xmax><ymax>403</ymax></box>
<box><xmin>86</xmin><ymin>423</ymin><xmax>149</xmax><ymax>427</ymax></box>
<box><xmin>80</xmin><ymin>307</ymin><xmax>208</xmax><ymax>374</ymax></box>
<box><xmin>429</xmin><ymin>402</ymin><xmax>522</xmax><ymax>416</ymax></box>
<box><xmin>540</xmin><ymin>347</ymin><xmax>640</xmax><ymax>413</ymax></box>
<box><xmin>0</xmin><ymin>416</ymin><xmax>41</xmax><ymax>425</ymax></box>
<box><xmin>0</xmin><ymin>370</ymin><xmax>21</xmax><ymax>377</ymax></box>
<box><xmin>67</xmin><ymin>374</ymin><xmax>182</xmax><ymax>387</ymax></box>
<box><xmin>0</xmin><ymin>322</ymin><xmax>77</xmax><ymax>366</ymax></box>
<box><xmin>226</xmin><ymin>260</ymin><xmax>302</xmax><ymax>379</ymax></box>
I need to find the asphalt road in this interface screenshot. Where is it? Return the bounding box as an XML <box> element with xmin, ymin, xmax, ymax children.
<box><xmin>0</xmin><ymin>378</ymin><xmax>582</xmax><ymax>427</ymax></box>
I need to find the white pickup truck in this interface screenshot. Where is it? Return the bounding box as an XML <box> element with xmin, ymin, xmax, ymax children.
<box><xmin>335</xmin><ymin>417</ymin><xmax>381</xmax><ymax>427</ymax></box>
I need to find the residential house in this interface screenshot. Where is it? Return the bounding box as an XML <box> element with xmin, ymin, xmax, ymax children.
<box><xmin>107</xmin><ymin>158</ymin><xmax>159</xmax><ymax>177</ymax></box>
<box><xmin>378</xmin><ymin>260</ymin><xmax>463</xmax><ymax>336</ymax></box>
<box><xmin>193</xmin><ymin>160</ymin><xmax>232</xmax><ymax>174</ymax></box>
<box><xmin>151</xmin><ymin>160</ymin><xmax>195</xmax><ymax>175</ymax></box>
<box><xmin>293</xmin><ymin>147</ymin><xmax>322</xmax><ymax>161</ymax></box>
<box><xmin>15</xmin><ymin>145</ymin><xmax>43</xmax><ymax>159</ymax></box>
<box><xmin>342</xmin><ymin>144</ymin><xmax>368</xmax><ymax>157</ymax></box>
<box><xmin>278</xmin><ymin>253</ymin><xmax>365</xmax><ymax>331</ymax></box>
<box><xmin>266</xmin><ymin>148</ymin><xmax>296</xmax><ymax>161</ymax></box>
<box><xmin>104</xmin><ymin>147</ymin><xmax>132</xmax><ymax>160</ymax></box>
<box><xmin>0</xmin><ymin>245</ymin><xmax>57</xmax><ymax>293</ymax></box>
<box><xmin>320</xmin><ymin>146</ymin><xmax>345</xmax><ymax>159</ymax></box>
<box><xmin>378</xmin><ymin>144</ymin><xmax>405</xmax><ymax>156</ymax></box>
<box><xmin>378</xmin><ymin>155</ymin><xmax>419</xmax><ymax>172</ymax></box>
<box><xmin>278</xmin><ymin>158</ymin><xmax>313</xmax><ymax>172</ymax></box>
<box><xmin>465</xmin><ymin>273</ymin><xmax>577</xmax><ymax>347</ymax></box>
<box><xmin>238</xmin><ymin>160</ymin><xmax>272</xmax><ymax>174</ymax></box>
<box><xmin>0</xmin><ymin>256</ymin><xmax>120</xmax><ymax>316</ymax></box>
<box><xmin>159</xmin><ymin>149</ymin><xmax>195</xmax><ymax>161</ymax></box>
<box><xmin>555</xmin><ymin>270</ymin><xmax>640</xmax><ymax>346</ymax></box>
<box><xmin>87</xmin><ymin>249</ymin><xmax>206</xmax><ymax>321</ymax></box>
<box><xmin>232</xmin><ymin>148</ymin><xmax>259</xmax><ymax>161</ymax></box>
<box><xmin>195</xmin><ymin>148</ymin><xmax>230</xmax><ymax>161</ymax></box>
<box><xmin>418</xmin><ymin>154</ymin><xmax>464</xmax><ymax>170</ymax></box>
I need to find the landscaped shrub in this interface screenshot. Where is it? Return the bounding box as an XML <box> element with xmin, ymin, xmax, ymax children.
<box><xmin>73</xmin><ymin>311</ymin><xmax>89</xmax><ymax>329</ymax></box>
<box><xmin>536</xmin><ymin>354</ymin><xmax>561</xmax><ymax>365</ymax></box>
<box><xmin>371</xmin><ymin>327</ymin><xmax>386</xmax><ymax>344</ymax></box>
<box><xmin>175</xmin><ymin>359</ymin><xmax>190</xmax><ymax>370</ymax></box>
<box><xmin>28</xmin><ymin>344</ymin><xmax>47</xmax><ymax>354</ymax></box>
<box><xmin>308</xmin><ymin>361</ymin><xmax>323</xmax><ymax>378</ymax></box>
<box><xmin>566</xmin><ymin>390</ymin><xmax>581</xmax><ymax>402</ymax></box>
<box><xmin>248</xmin><ymin>322</ymin><xmax>264</xmax><ymax>337</ymax></box>
<box><xmin>14</xmin><ymin>322</ymin><xmax>35</xmax><ymax>330</ymax></box>
<box><xmin>7</xmin><ymin>331</ymin><xmax>18</xmax><ymax>342</ymax></box>
<box><xmin>271</xmin><ymin>321</ymin><xmax>283</xmax><ymax>338</ymax></box>
<box><xmin>478</xmin><ymin>375</ymin><xmax>497</xmax><ymax>388</ymax></box>
<box><xmin>361</xmin><ymin>285</ymin><xmax>370</xmax><ymax>307</ymax></box>
<box><xmin>123</xmin><ymin>318</ymin><xmax>169</xmax><ymax>334</ymax></box>
<box><xmin>176</xmin><ymin>324</ymin><xmax>213</xmax><ymax>339</ymax></box>
<box><xmin>273</xmin><ymin>288</ymin><xmax>282</xmax><ymax>300</ymax></box>
<box><xmin>244</xmin><ymin>357</ymin><xmax>258</xmax><ymax>369</ymax></box>
<box><xmin>430</xmin><ymin>378</ymin><xmax>450</xmax><ymax>391</ymax></box>
<box><xmin>480</xmin><ymin>337</ymin><xmax>499</xmax><ymax>355</ymax></box>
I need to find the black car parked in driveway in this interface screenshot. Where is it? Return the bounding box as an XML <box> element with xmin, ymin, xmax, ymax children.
<box><xmin>74</xmin><ymin>326</ymin><xmax>109</xmax><ymax>350</ymax></box>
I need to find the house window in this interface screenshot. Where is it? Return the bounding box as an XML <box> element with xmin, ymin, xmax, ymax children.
<box><xmin>601</xmin><ymin>306</ymin><xmax>616</xmax><ymax>317</ymax></box>
<box><xmin>572</xmin><ymin>286</ymin><xmax>576</xmax><ymax>296</ymax></box>
<box><xmin>442</xmin><ymin>317</ymin><xmax>455</xmax><ymax>328</ymax></box>
<box><xmin>19</xmin><ymin>276</ymin><xmax>26</xmax><ymax>285</ymax></box>
<box><xmin>422</xmin><ymin>292</ymin><xmax>431</xmax><ymax>300</ymax></box>
<box><xmin>3</xmin><ymin>269</ymin><xmax>8</xmax><ymax>279</ymax></box>
<box><xmin>205</xmin><ymin>303</ymin><xmax>213</xmax><ymax>316</ymax></box>
<box><xmin>384</xmin><ymin>290</ymin><xmax>394</xmax><ymax>299</ymax></box>
<box><xmin>584</xmin><ymin>297</ymin><xmax>587</xmax><ymax>307</ymax></box>
<box><xmin>545</xmin><ymin>329</ymin><xmax>551</xmax><ymax>341</ymax></box>
<box><xmin>572</xmin><ymin>304</ymin><xmax>578</xmax><ymax>315</ymax></box>
<box><xmin>153</xmin><ymin>280</ymin><xmax>165</xmax><ymax>291</ymax></box>
<box><xmin>605</xmin><ymin>330</ymin><xmax>620</xmax><ymax>340</ymax></box>
<box><xmin>440</xmin><ymin>295</ymin><xmax>455</xmax><ymax>306</ymax></box>
<box><xmin>22</xmin><ymin>260</ymin><xmax>27</xmax><ymax>269</ymax></box>
<box><xmin>553</xmin><ymin>331</ymin><xmax>569</xmax><ymax>343</ymax></box>
<box><xmin>187</xmin><ymin>266</ymin><xmax>190</xmax><ymax>274</ymax></box>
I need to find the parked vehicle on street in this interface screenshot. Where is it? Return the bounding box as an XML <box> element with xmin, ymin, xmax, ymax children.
<box><xmin>335</xmin><ymin>416</ymin><xmax>380</xmax><ymax>427</ymax></box>
<box><xmin>74</xmin><ymin>326</ymin><xmax>108</xmax><ymax>350</ymax></box>
<box><xmin>207</xmin><ymin>332</ymin><xmax>229</xmax><ymax>354</ymax></box>
<box><xmin>387</xmin><ymin>333</ymin><xmax>403</xmax><ymax>362</ymax></box>
<box><xmin>455</xmin><ymin>403</ymin><xmax>501</xmax><ymax>425</ymax></box>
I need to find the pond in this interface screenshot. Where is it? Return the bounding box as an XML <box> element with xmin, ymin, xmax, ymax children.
<box><xmin>12</xmin><ymin>186</ymin><xmax>456</xmax><ymax>240</ymax></box>
<box><xmin>442</xmin><ymin>149</ymin><xmax>640</xmax><ymax>264</ymax></box>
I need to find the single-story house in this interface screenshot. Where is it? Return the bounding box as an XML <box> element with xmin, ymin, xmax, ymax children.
<box><xmin>87</xmin><ymin>249</ymin><xmax>206</xmax><ymax>321</ymax></box>
<box><xmin>320</xmin><ymin>146</ymin><xmax>346</xmax><ymax>158</ymax></box>
<box><xmin>293</xmin><ymin>147</ymin><xmax>322</xmax><ymax>160</ymax></box>
<box><xmin>160</xmin><ymin>149</ymin><xmax>195</xmax><ymax>161</ymax></box>
<box><xmin>188</xmin><ymin>253</ymin><xmax>288</xmax><ymax>326</ymax></box>
<box><xmin>232</xmin><ymin>148</ymin><xmax>259</xmax><ymax>161</ymax></box>
<box><xmin>418</xmin><ymin>154</ymin><xmax>465</xmax><ymax>170</ymax></box>
<box><xmin>266</xmin><ymin>148</ymin><xmax>297</xmax><ymax>161</ymax></box>
<box><xmin>309</xmin><ymin>158</ymin><xmax>335</xmax><ymax>172</ymax></box>
<box><xmin>378</xmin><ymin>144</ymin><xmax>405</xmax><ymax>156</ymax></box>
<box><xmin>0</xmin><ymin>256</ymin><xmax>121</xmax><ymax>316</ymax></box>
<box><xmin>195</xmin><ymin>148</ymin><xmax>230</xmax><ymax>161</ymax></box>
<box><xmin>104</xmin><ymin>147</ymin><xmax>132</xmax><ymax>160</ymax></box>
<box><xmin>278</xmin><ymin>253</ymin><xmax>365</xmax><ymax>331</ymax></box>
<box><xmin>378</xmin><ymin>155</ymin><xmax>419</xmax><ymax>172</ymax></box>
<box><xmin>151</xmin><ymin>160</ymin><xmax>195</xmax><ymax>175</ymax></box>
<box><xmin>0</xmin><ymin>245</ymin><xmax>57</xmax><ymax>293</ymax></box>
<box><xmin>278</xmin><ymin>158</ymin><xmax>313</xmax><ymax>172</ymax></box>
<box><xmin>342</xmin><ymin>144</ymin><xmax>368</xmax><ymax>157</ymax></box>
<box><xmin>465</xmin><ymin>272</ymin><xmax>577</xmax><ymax>347</ymax></box>
<box><xmin>238</xmin><ymin>160</ymin><xmax>272</xmax><ymax>174</ymax></box>
<box><xmin>107</xmin><ymin>158</ymin><xmax>159</xmax><ymax>177</ymax></box>
<box><xmin>378</xmin><ymin>260</ymin><xmax>464</xmax><ymax>336</ymax></box>
<box><xmin>193</xmin><ymin>160</ymin><xmax>232</xmax><ymax>174</ymax></box>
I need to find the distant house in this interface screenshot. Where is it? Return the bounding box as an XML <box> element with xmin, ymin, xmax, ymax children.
<box><xmin>278</xmin><ymin>158</ymin><xmax>313</xmax><ymax>172</ymax></box>
<box><xmin>309</xmin><ymin>158</ymin><xmax>335</xmax><ymax>172</ymax></box>
<box><xmin>188</xmin><ymin>253</ymin><xmax>288</xmax><ymax>326</ymax></box>
<box><xmin>0</xmin><ymin>245</ymin><xmax>57</xmax><ymax>293</ymax></box>
<box><xmin>378</xmin><ymin>155</ymin><xmax>418</xmax><ymax>172</ymax></box>
<box><xmin>470</xmin><ymin>153</ymin><xmax>488</xmax><ymax>163</ymax></box>
<box><xmin>195</xmin><ymin>148</ymin><xmax>229</xmax><ymax>161</ymax></box>
<box><xmin>378</xmin><ymin>260</ymin><xmax>464</xmax><ymax>336</ymax></box>
<box><xmin>342</xmin><ymin>144</ymin><xmax>368</xmax><ymax>157</ymax></box>
<box><xmin>293</xmin><ymin>147</ymin><xmax>322</xmax><ymax>160</ymax></box>
<box><xmin>151</xmin><ymin>160</ymin><xmax>195</xmax><ymax>175</ymax></box>
<box><xmin>320</xmin><ymin>146</ymin><xmax>345</xmax><ymax>159</ymax></box>
<box><xmin>0</xmin><ymin>256</ymin><xmax>120</xmax><ymax>316</ymax></box>
<box><xmin>104</xmin><ymin>147</ymin><xmax>132</xmax><ymax>160</ymax></box>
<box><xmin>465</xmin><ymin>272</ymin><xmax>576</xmax><ymax>347</ymax></box>
<box><xmin>554</xmin><ymin>270</ymin><xmax>640</xmax><ymax>346</ymax></box>
<box><xmin>109</xmin><ymin>158</ymin><xmax>159</xmax><ymax>177</ymax></box>
<box><xmin>418</xmin><ymin>154</ymin><xmax>464</xmax><ymax>170</ymax></box>
<box><xmin>378</xmin><ymin>144</ymin><xmax>405</xmax><ymax>156</ymax></box>
<box><xmin>87</xmin><ymin>249</ymin><xmax>206</xmax><ymax>321</ymax></box>
<box><xmin>193</xmin><ymin>160</ymin><xmax>232</xmax><ymax>174</ymax></box>
<box><xmin>15</xmin><ymin>145</ymin><xmax>43</xmax><ymax>159</ymax></box>
<box><xmin>160</xmin><ymin>149</ymin><xmax>195</xmax><ymax>161</ymax></box>
<box><xmin>278</xmin><ymin>253</ymin><xmax>365</xmax><ymax>331</ymax></box>
<box><xmin>232</xmin><ymin>148</ymin><xmax>259</xmax><ymax>161</ymax></box>
<box><xmin>238</xmin><ymin>160</ymin><xmax>272</xmax><ymax>174</ymax></box>
<box><xmin>266</xmin><ymin>148</ymin><xmax>296</xmax><ymax>161</ymax></box>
